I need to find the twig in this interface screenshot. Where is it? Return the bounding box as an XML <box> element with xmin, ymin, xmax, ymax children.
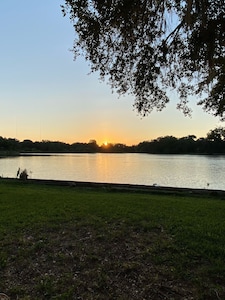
<box><xmin>0</xmin><ymin>293</ymin><xmax>10</xmax><ymax>300</ymax></box>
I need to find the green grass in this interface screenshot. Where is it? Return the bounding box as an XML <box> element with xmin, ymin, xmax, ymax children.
<box><xmin>0</xmin><ymin>180</ymin><xmax>225</xmax><ymax>299</ymax></box>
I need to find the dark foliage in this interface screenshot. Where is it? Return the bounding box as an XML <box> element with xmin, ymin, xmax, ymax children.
<box><xmin>1</xmin><ymin>127</ymin><xmax>225</xmax><ymax>154</ymax></box>
<box><xmin>62</xmin><ymin>0</ymin><xmax>225</xmax><ymax>118</ymax></box>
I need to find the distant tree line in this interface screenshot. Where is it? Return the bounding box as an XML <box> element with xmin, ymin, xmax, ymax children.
<box><xmin>1</xmin><ymin>127</ymin><xmax>225</xmax><ymax>155</ymax></box>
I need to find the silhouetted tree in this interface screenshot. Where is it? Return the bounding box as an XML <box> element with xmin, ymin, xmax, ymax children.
<box><xmin>205</xmin><ymin>127</ymin><xmax>225</xmax><ymax>153</ymax></box>
<box><xmin>178</xmin><ymin>135</ymin><xmax>196</xmax><ymax>153</ymax></box>
<box><xmin>21</xmin><ymin>139</ymin><xmax>34</xmax><ymax>152</ymax></box>
<box><xmin>207</xmin><ymin>127</ymin><xmax>225</xmax><ymax>141</ymax></box>
<box><xmin>62</xmin><ymin>0</ymin><xmax>225</xmax><ymax>118</ymax></box>
<box><xmin>88</xmin><ymin>140</ymin><xmax>99</xmax><ymax>152</ymax></box>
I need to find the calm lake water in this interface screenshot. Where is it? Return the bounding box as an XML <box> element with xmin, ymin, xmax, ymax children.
<box><xmin>0</xmin><ymin>153</ymin><xmax>224</xmax><ymax>190</ymax></box>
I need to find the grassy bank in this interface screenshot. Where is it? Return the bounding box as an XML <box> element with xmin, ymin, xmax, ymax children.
<box><xmin>0</xmin><ymin>180</ymin><xmax>225</xmax><ymax>299</ymax></box>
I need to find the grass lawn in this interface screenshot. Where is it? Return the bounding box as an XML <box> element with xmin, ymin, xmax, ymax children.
<box><xmin>0</xmin><ymin>180</ymin><xmax>225</xmax><ymax>299</ymax></box>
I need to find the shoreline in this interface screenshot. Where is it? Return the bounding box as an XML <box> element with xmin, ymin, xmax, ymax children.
<box><xmin>2</xmin><ymin>177</ymin><xmax>225</xmax><ymax>198</ymax></box>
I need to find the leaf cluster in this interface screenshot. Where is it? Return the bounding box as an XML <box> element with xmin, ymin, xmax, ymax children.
<box><xmin>62</xmin><ymin>0</ymin><xmax>225</xmax><ymax>118</ymax></box>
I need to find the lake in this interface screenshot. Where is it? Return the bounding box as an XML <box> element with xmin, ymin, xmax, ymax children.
<box><xmin>0</xmin><ymin>153</ymin><xmax>224</xmax><ymax>190</ymax></box>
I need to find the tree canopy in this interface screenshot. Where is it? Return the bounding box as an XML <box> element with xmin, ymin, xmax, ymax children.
<box><xmin>62</xmin><ymin>0</ymin><xmax>225</xmax><ymax>118</ymax></box>
<box><xmin>1</xmin><ymin>128</ymin><xmax>225</xmax><ymax>154</ymax></box>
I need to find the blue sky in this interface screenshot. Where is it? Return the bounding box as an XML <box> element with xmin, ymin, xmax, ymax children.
<box><xmin>0</xmin><ymin>0</ymin><xmax>221</xmax><ymax>145</ymax></box>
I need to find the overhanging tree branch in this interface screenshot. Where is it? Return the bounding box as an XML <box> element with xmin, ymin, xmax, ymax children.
<box><xmin>62</xmin><ymin>0</ymin><xmax>225</xmax><ymax>119</ymax></box>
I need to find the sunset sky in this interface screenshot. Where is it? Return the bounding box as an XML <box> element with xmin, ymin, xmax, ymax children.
<box><xmin>0</xmin><ymin>1</ymin><xmax>222</xmax><ymax>146</ymax></box>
